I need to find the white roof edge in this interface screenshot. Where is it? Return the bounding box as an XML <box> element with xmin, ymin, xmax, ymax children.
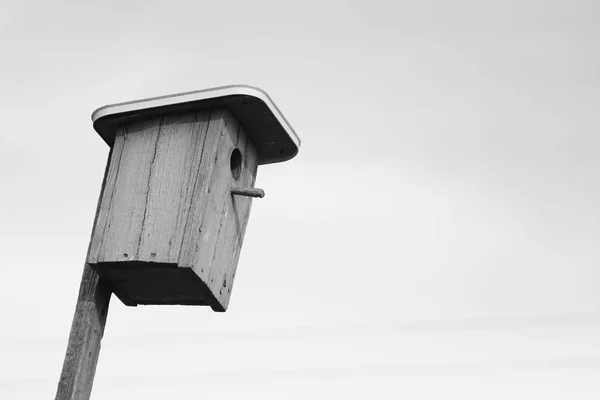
<box><xmin>91</xmin><ymin>84</ymin><xmax>301</xmax><ymax>148</ymax></box>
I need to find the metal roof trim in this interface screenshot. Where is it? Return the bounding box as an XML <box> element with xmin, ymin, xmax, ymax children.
<box><xmin>91</xmin><ymin>84</ymin><xmax>300</xmax><ymax>164</ymax></box>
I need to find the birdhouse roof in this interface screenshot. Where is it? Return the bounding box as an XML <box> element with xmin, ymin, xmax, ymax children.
<box><xmin>91</xmin><ymin>85</ymin><xmax>301</xmax><ymax>165</ymax></box>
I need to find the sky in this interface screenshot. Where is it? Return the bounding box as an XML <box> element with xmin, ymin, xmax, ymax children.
<box><xmin>1</xmin><ymin>0</ymin><xmax>600</xmax><ymax>398</ymax></box>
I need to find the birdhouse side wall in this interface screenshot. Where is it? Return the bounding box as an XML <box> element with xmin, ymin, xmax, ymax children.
<box><xmin>178</xmin><ymin>113</ymin><xmax>259</xmax><ymax>310</ymax></box>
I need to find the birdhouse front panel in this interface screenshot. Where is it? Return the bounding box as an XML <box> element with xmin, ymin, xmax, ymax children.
<box><xmin>87</xmin><ymin>108</ymin><xmax>259</xmax><ymax>311</ymax></box>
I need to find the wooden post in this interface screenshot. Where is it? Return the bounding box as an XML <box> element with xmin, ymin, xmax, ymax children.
<box><xmin>55</xmin><ymin>266</ymin><xmax>111</xmax><ymax>400</ymax></box>
<box><xmin>55</xmin><ymin>149</ymin><xmax>114</xmax><ymax>400</ymax></box>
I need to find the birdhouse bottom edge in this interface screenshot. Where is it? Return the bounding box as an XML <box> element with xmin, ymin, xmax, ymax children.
<box><xmin>89</xmin><ymin>262</ymin><xmax>226</xmax><ymax>312</ymax></box>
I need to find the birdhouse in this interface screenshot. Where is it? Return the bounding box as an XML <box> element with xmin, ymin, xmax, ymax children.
<box><xmin>86</xmin><ymin>85</ymin><xmax>300</xmax><ymax>311</ymax></box>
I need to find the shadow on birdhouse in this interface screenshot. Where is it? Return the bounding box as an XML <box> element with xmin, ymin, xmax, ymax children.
<box><xmin>86</xmin><ymin>85</ymin><xmax>300</xmax><ymax>311</ymax></box>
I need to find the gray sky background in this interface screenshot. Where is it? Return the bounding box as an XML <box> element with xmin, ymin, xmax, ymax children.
<box><xmin>1</xmin><ymin>0</ymin><xmax>600</xmax><ymax>398</ymax></box>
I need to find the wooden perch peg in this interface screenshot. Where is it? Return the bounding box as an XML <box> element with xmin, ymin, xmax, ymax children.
<box><xmin>231</xmin><ymin>188</ymin><xmax>265</xmax><ymax>198</ymax></box>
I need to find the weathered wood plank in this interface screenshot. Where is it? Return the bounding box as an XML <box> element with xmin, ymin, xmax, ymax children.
<box><xmin>177</xmin><ymin>109</ymin><xmax>229</xmax><ymax>270</ymax></box>
<box><xmin>88</xmin><ymin>130</ymin><xmax>125</xmax><ymax>264</ymax></box>
<box><xmin>167</xmin><ymin>111</ymin><xmax>212</xmax><ymax>261</ymax></box>
<box><xmin>137</xmin><ymin>111</ymin><xmax>210</xmax><ymax>263</ymax></box>
<box><xmin>98</xmin><ymin>118</ymin><xmax>162</xmax><ymax>262</ymax></box>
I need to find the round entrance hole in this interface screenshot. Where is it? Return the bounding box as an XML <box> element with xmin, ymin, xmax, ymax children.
<box><xmin>230</xmin><ymin>148</ymin><xmax>242</xmax><ymax>180</ymax></box>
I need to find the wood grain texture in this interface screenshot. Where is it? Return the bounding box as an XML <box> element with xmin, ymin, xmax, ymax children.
<box><xmin>102</xmin><ymin>118</ymin><xmax>161</xmax><ymax>262</ymax></box>
<box><xmin>88</xmin><ymin>130</ymin><xmax>125</xmax><ymax>264</ymax></box>
<box><xmin>180</xmin><ymin>116</ymin><xmax>259</xmax><ymax>310</ymax></box>
<box><xmin>177</xmin><ymin>109</ymin><xmax>229</xmax><ymax>270</ymax></box>
<box><xmin>56</xmin><ymin>147</ymin><xmax>114</xmax><ymax>400</ymax></box>
<box><xmin>55</xmin><ymin>270</ymin><xmax>111</xmax><ymax>400</ymax></box>
<box><xmin>166</xmin><ymin>112</ymin><xmax>211</xmax><ymax>261</ymax></box>
<box><xmin>208</xmin><ymin>124</ymin><xmax>259</xmax><ymax>309</ymax></box>
<box><xmin>137</xmin><ymin>112</ymin><xmax>210</xmax><ymax>262</ymax></box>
<box><xmin>179</xmin><ymin>111</ymin><xmax>240</xmax><ymax>281</ymax></box>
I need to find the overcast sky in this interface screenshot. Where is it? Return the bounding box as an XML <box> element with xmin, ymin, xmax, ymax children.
<box><xmin>1</xmin><ymin>0</ymin><xmax>600</xmax><ymax>399</ymax></box>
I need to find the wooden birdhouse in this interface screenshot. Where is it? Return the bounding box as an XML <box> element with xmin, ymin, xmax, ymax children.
<box><xmin>86</xmin><ymin>85</ymin><xmax>300</xmax><ymax>311</ymax></box>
